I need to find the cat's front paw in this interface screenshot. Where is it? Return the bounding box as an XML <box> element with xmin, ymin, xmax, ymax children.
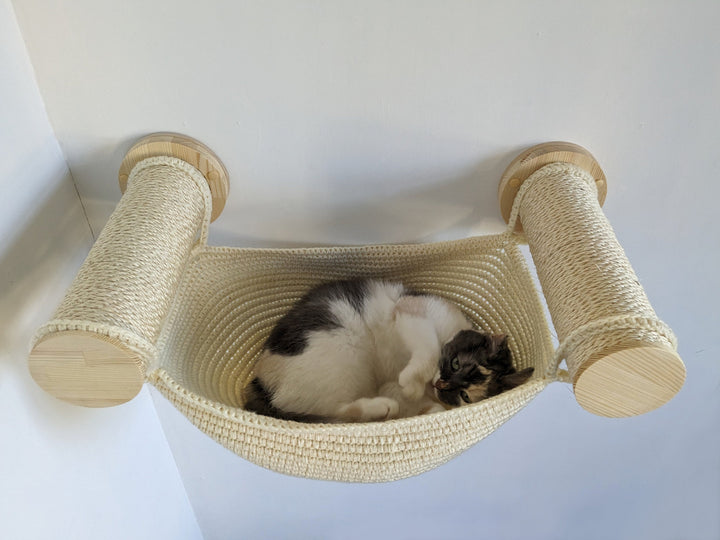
<box><xmin>399</xmin><ymin>367</ymin><xmax>426</xmax><ymax>401</ymax></box>
<box><xmin>403</xmin><ymin>381</ymin><xmax>426</xmax><ymax>401</ymax></box>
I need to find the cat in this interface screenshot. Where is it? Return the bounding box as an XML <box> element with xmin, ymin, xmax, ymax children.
<box><xmin>243</xmin><ymin>279</ymin><xmax>534</xmax><ymax>423</ymax></box>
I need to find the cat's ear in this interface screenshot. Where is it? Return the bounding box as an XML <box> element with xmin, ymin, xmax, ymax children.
<box><xmin>490</xmin><ymin>334</ymin><xmax>512</xmax><ymax>366</ymax></box>
<box><xmin>440</xmin><ymin>340</ymin><xmax>455</xmax><ymax>359</ymax></box>
<box><xmin>454</xmin><ymin>330</ymin><xmax>491</xmax><ymax>351</ymax></box>
<box><xmin>443</xmin><ymin>330</ymin><xmax>486</xmax><ymax>358</ymax></box>
<box><xmin>490</xmin><ymin>334</ymin><xmax>507</xmax><ymax>353</ymax></box>
<box><xmin>500</xmin><ymin>367</ymin><xmax>534</xmax><ymax>390</ymax></box>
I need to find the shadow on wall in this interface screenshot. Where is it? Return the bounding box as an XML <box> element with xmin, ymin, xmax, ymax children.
<box><xmin>0</xmin><ymin>172</ymin><xmax>92</xmax><ymax>374</ymax></box>
<box><xmin>64</xmin><ymin>126</ymin><xmax>530</xmax><ymax>248</ymax></box>
<box><xmin>52</xmin><ymin>133</ymin><xmax>145</xmax><ymax>236</ymax></box>
<box><xmin>210</xmin><ymin>144</ymin><xmax>527</xmax><ymax>248</ymax></box>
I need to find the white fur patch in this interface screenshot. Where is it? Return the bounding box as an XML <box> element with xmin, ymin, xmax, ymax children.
<box><xmin>253</xmin><ymin>281</ymin><xmax>474</xmax><ymax>421</ymax></box>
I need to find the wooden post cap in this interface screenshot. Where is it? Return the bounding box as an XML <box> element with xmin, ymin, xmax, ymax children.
<box><xmin>498</xmin><ymin>141</ymin><xmax>607</xmax><ymax>232</ymax></box>
<box><xmin>118</xmin><ymin>132</ymin><xmax>229</xmax><ymax>222</ymax></box>
<box><xmin>574</xmin><ymin>346</ymin><xmax>686</xmax><ymax>417</ymax></box>
<box><xmin>28</xmin><ymin>332</ymin><xmax>145</xmax><ymax>407</ymax></box>
<box><xmin>499</xmin><ymin>141</ymin><xmax>686</xmax><ymax>417</ymax></box>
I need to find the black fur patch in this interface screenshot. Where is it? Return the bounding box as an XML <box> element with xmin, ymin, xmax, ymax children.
<box><xmin>441</xmin><ymin>330</ymin><xmax>491</xmax><ymax>363</ymax></box>
<box><xmin>243</xmin><ymin>378</ymin><xmax>329</xmax><ymax>423</ymax></box>
<box><xmin>403</xmin><ymin>287</ymin><xmax>429</xmax><ymax>297</ymax></box>
<box><xmin>436</xmin><ymin>329</ymin><xmax>533</xmax><ymax>406</ymax></box>
<box><xmin>265</xmin><ymin>279</ymin><xmax>369</xmax><ymax>356</ymax></box>
<box><xmin>243</xmin><ymin>378</ymin><xmax>275</xmax><ymax>416</ymax></box>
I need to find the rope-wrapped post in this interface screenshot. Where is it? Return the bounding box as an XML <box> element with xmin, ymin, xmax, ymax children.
<box><xmin>499</xmin><ymin>142</ymin><xmax>686</xmax><ymax>417</ymax></box>
<box><xmin>28</xmin><ymin>133</ymin><xmax>229</xmax><ymax>407</ymax></box>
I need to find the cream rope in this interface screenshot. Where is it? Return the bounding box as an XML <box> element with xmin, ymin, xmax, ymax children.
<box><xmin>27</xmin><ymin>143</ymin><xmax>684</xmax><ymax>479</ymax></box>
<box><xmin>30</xmin><ymin>153</ymin><xmax>557</xmax><ymax>480</ymax></box>
<box><xmin>32</xmin><ymin>156</ymin><xmax>211</xmax><ymax>370</ymax></box>
<box><xmin>508</xmin><ymin>162</ymin><xmax>677</xmax><ymax>383</ymax></box>
<box><xmin>150</xmin><ymin>233</ymin><xmax>555</xmax><ymax>481</ymax></box>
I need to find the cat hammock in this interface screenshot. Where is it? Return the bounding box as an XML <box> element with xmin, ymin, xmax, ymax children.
<box><xmin>28</xmin><ymin>134</ymin><xmax>686</xmax><ymax>483</ymax></box>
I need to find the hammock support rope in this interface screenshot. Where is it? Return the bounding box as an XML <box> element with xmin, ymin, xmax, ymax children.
<box><xmin>498</xmin><ymin>143</ymin><xmax>685</xmax><ymax>416</ymax></box>
<box><xmin>27</xmin><ymin>134</ymin><xmax>686</xmax><ymax>482</ymax></box>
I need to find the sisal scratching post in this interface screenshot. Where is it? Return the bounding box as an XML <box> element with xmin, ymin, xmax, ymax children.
<box><xmin>499</xmin><ymin>142</ymin><xmax>686</xmax><ymax>417</ymax></box>
<box><xmin>26</xmin><ymin>133</ymin><xmax>687</xmax><ymax>481</ymax></box>
<box><xmin>28</xmin><ymin>134</ymin><xmax>229</xmax><ymax>407</ymax></box>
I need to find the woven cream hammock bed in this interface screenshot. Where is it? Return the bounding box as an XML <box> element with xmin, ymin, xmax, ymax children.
<box><xmin>28</xmin><ymin>134</ymin><xmax>686</xmax><ymax>483</ymax></box>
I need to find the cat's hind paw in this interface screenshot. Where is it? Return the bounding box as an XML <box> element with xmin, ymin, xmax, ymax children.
<box><xmin>373</xmin><ymin>397</ymin><xmax>400</xmax><ymax>420</ymax></box>
<box><xmin>402</xmin><ymin>383</ymin><xmax>426</xmax><ymax>401</ymax></box>
<box><xmin>338</xmin><ymin>397</ymin><xmax>399</xmax><ymax>422</ymax></box>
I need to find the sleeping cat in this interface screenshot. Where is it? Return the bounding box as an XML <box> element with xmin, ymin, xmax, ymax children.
<box><xmin>243</xmin><ymin>279</ymin><xmax>533</xmax><ymax>423</ymax></box>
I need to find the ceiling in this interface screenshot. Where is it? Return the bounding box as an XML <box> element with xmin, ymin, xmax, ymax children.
<box><xmin>12</xmin><ymin>0</ymin><xmax>720</xmax><ymax>538</ymax></box>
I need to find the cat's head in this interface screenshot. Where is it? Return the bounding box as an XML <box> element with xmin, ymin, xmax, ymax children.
<box><xmin>433</xmin><ymin>330</ymin><xmax>534</xmax><ymax>407</ymax></box>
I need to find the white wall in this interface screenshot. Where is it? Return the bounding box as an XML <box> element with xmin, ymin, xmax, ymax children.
<box><xmin>10</xmin><ymin>0</ymin><xmax>720</xmax><ymax>538</ymax></box>
<box><xmin>0</xmin><ymin>2</ymin><xmax>202</xmax><ymax>538</ymax></box>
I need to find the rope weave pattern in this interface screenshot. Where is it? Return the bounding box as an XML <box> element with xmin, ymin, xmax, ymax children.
<box><xmin>33</xmin><ymin>155</ymin><xmax>677</xmax><ymax>481</ymax></box>
<box><xmin>153</xmin><ymin>234</ymin><xmax>554</xmax><ymax>481</ymax></box>
<box><xmin>33</xmin><ymin>156</ymin><xmax>210</xmax><ymax>370</ymax></box>
<box><xmin>510</xmin><ymin>163</ymin><xmax>677</xmax><ymax>381</ymax></box>
<box><xmin>31</xmin><ymin>155</ymin><xmax>555</xmax><ymax>481</ymax></box>
<box><xmin>150</xmin><ymin>371</ymin><xmax>548</xmax><ymax>482</ymax></box>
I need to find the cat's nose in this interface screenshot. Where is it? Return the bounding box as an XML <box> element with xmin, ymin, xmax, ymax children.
<box><xmin>433</xmin><ymin>379</ymin><xmax>450</xmax><ymax>390</ymax></box>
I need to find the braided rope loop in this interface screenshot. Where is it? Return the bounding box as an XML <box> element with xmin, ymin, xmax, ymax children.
<box><xmin>515</xmin><ymin>162</ymin><xmax>685</xmax><ymax>416</ymax></box>
<box><xmin>29</xmin><ymin>156</ymin><xmax>210</xmax><ymax>405</ymax></box>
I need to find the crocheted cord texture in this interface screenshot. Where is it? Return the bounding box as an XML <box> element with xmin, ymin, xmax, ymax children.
<box><xmin>508</xmin><ymin>163</ymin><xmax>677</xmax><ymax>383</ymax></box>
<box><xmin>31</xmin><ymin>156</ymin><xmax>677</xmax><ymax>482</ymax></box>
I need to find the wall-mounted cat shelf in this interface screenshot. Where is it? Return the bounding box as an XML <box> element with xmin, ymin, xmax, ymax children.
<box><xmin>28</xmin><ymin>134</ymin><xmax>686</xmax><ymax>482</ymax></box>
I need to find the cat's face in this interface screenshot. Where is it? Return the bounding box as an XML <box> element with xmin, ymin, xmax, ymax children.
<box><xmin>433</xmin><ymin>330</ymin><xmax>534</xmax><ymax>407</ymax></box>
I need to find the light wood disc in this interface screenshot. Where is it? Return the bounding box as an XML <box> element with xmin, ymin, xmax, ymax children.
<box><xmin>28</xmin><ymin>332</ymin><xmax>145</xmax><ymax>407</ymax></box>
<box><xmin>118</xmin><ymin>132</ymin><xmax>229</xmax><ymax>222</ymax></box>
<box><xmin>573</xmin><ymin>346</ymin><xmax>686</xmax><ymax>417</ymax></box>
<box><xmin>498</xmin><ymin>141</ymin><xmax>607</xmax><ymax>232</ymax></box>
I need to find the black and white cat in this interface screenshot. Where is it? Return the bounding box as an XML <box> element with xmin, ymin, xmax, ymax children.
<box><xmin>243</xmin><ymin>279</ymin><xmax>533</xmax><ymax>423</ymax></box>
